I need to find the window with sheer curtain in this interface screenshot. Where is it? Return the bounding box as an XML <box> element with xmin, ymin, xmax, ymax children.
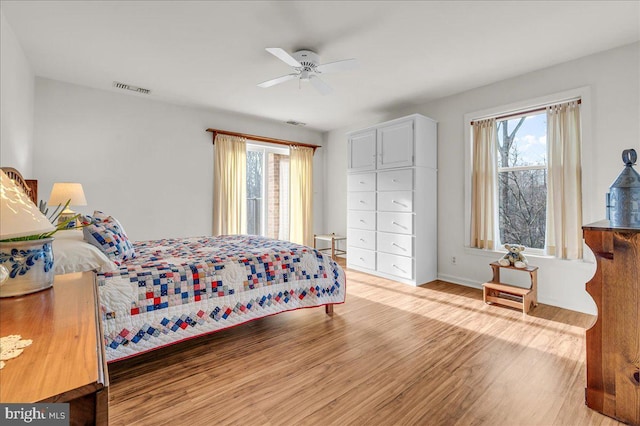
<box><xmin>470</xmin><ymin>99</ymin><xmax>583</xmax><ymax>259</ymax></box>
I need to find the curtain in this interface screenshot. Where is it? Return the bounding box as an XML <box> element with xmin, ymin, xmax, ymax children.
<box><xmin>546</xmin><ymin>101</ymin><xmax>583</xmax><ymax>259</ymax></box>
<box><xmin>213</xmin><ymin>134</ymin><xmax>247</xmax><ymax>235</ymax></box>
<box><xmin>470</xmin><ymin>118</ymin><xmax>497</xmax><ymax>250</ymax></box>
<box><xmin>289</xmin><ymin>146</ymin><xmax>314</xmax><ymax>246</ymax></box>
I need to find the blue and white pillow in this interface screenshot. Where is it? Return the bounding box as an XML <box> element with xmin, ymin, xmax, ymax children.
<box><xmin>82</xmin><ymin>212</ymin><xmax>135</xmax><ymax>264</ymax></box>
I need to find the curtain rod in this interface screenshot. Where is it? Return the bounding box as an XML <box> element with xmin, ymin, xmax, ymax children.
<box><xmin>470</xmin><ymin>99</ymin><xmax>582</xmax><ymax>125</ymax></box>
<box><xmin>206</xmin><ymin>128</ymin><xmax>320</xmax><ymax>153</ymax></box>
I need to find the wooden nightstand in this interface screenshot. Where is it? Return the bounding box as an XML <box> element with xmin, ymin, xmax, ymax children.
<box><xmin>0</xmin><ymin>272</ymin><xmax>108</xmax><ymax>425</ymax></box>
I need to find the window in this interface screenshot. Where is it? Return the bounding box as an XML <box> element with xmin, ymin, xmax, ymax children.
<box><xmin>246</xmin><ymin>143</ymin><xmax>289</xmax><ymax>240</ymax></box>
<box><xmin>497</xmin><ymin>113</ymin><xmax>547</xmax><ymax>250</ymax></box>
<box><xmin>467</xmin><ymin>94</ymin><xmax>584</xmax><ymax>259</ymax></box>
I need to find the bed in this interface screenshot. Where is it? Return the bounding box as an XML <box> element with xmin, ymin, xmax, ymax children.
<box><xmin>2</xmin><ymin>167</ymin><xmax>346</xmax><ymax>363</ymax></box>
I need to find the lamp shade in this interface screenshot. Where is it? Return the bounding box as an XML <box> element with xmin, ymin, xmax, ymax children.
<box><xmin>0</xmin><ymin>170</ymin><xmax>56</xmax><ymax>240</ymax></box>
<box><xmin>48</xmin><ymin>182</ymin><xmax>87</xmax><ymax>206</ymax></box>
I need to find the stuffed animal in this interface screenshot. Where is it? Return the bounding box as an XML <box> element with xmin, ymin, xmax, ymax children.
<box><xmin>498</xmin><ymin>244</ymin><xmax>528</xmax><ymax>268</ymax></box>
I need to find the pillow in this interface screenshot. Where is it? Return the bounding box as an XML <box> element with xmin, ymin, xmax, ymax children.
<box><xmin>53</xmin><ymin>230</ymin><xmax>119</xmax><ymax>274</ymax></box>
<box><xmin>82</xmin><ymin>214</ymin><xmax>136</xmax><ymax>264</ymax></box>
<box><xmin>91</xmin><ymin>210</ymin><xmax>128</xmax><ymax>235</ymax></box>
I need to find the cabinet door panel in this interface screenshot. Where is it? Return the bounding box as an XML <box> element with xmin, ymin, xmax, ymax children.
<box><xmin>348</xmin><ymin>130</ymin><xmax>377</xmax><ymax>171</ymax></box>
<box><xmin>377</xmin><ymin>119</ymin><xmax>414</xmax><ymax>169</ymax></box>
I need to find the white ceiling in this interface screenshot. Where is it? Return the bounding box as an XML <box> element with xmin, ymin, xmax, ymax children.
<box><xmin>2</xmin><ymin>1</ymin><xmax>639</xmax><ymax>132</ymax></box>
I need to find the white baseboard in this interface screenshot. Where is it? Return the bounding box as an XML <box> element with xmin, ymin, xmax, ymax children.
<box><xmin>436</xmin><ymin>273</ymin><xmax>483</xmax><ymax>289</ymax></box>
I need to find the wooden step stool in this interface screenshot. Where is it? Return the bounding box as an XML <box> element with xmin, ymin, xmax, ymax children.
<box><xmin>483</xmin><ymin>262</ymin><xmax>538</xmax><ymax>314</ymax></box>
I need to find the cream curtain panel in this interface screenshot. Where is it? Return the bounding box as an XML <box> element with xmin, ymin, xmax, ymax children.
<box><xmin>289</xmin><ymin>146</ymin><xmax>314</xmax><ymax>246</ymax></box>
<box><xmin>470</xmin><ymin>118</ymin><xmax>497</xmax><ymax>250</ymax></box>
<box><xmin>213</xmin><ymin>134</ymin><xmax>247</xmax><ymax>236</ymax></box>
<box><xmin>546</xmin><ymin>101</ymin><xmax>583</xmax><ymax>259</ymax></box>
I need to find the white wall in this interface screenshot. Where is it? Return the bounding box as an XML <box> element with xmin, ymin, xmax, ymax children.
<box><xmin>33</xmin><ymin>78</ymin><xmax>325</xmax><ymax>241</ymax></box>
<box><xmin>0</xmin><ymin>10</ymin><xmax>34</xmax><ymax>176</ymax></box>
<box><xmin>325</xmin><ymin>42</ymin><xmax>640</xmax><ymax>314</ymax></box>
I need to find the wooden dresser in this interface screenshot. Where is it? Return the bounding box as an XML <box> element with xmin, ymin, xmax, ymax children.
<box><xmin>0</xmin><ymin>272</ymin><xmax>108</xmax><ymax>425</ymax></box>
<box><xmin>583</xmin><ymin>221</ymin><xmax>640</xmax><ymax>426</ymax></box>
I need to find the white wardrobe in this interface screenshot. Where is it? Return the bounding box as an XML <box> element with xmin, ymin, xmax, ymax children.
<box><xmin>346</xmin><ymin>113</ymin><xmax>437</xmax><ymax>286</ymax></box>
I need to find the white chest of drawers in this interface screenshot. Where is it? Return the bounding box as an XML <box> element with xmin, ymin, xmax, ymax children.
<box><xmin>346</xmin><ymin>114</ymin><xmax>437</xmax><ymax>286</ymax></box>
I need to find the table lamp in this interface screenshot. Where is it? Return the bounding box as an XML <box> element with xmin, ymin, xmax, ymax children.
<box><xmin>48</xmin><ymin>182</ymin><xmax>87</xmax><ymax>226</ymax></box>
<box><xmin>0</xmin><ymin>170</ymin><xmax>57</xmax><ymax>297</ymax></box>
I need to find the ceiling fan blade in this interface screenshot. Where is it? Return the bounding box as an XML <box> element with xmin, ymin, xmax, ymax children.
<box><xmin>265</xmin><ymin>48</ymin><xmax>302</xmax><ymax>67</ymax></box>
<box><xmin>257</xmin><ymin>73</ymin><xmax>299</xmax><ymax>88</ymax></box>
<box><xmin>309</xmin><ymin>75</ymin><xmax>332</xmax><ymax>95</ymax></box>
<box><xmin>316</xmin><ymin>58</ymin><xmax>359</xmax><ymax>74</ymax></box>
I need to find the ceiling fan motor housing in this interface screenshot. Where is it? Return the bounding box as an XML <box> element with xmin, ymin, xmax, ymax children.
<box><xmin>293</xmin><ymin>50</ymin><xmax>320</xmax><ymax>71</ymax></box>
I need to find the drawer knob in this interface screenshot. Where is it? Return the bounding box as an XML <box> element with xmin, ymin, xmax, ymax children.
<box><xmin>359</xmin><ymin>200</ymin><xmax>365</xmax><ymax>203</ymax></box>
<box><xmin>359</xmin><ymin>181</ymin><xmax>365</xmax><ymax>184</ymax></box>
<box><xmin>360</xmin><ymin>219</ymin><xmax>365</xmax><ymax>223</ymax></box>
<box><xmin>359</xmin><ymin>257</ymin><xmax>365</xmax><ymax>261</ymax></box>
<box><xmin>392</xmin><ymin>200</ymin><xmax>407</xmax><ymax>207</ymax></box>
<box><xmin>359</xmin><ymin>238</ymin><xmax>365</xmax><ymax>242</ymax></box>
<box><xmin>391</xmin><ymin>221</ymin><xmax>407</xmax><ymax>229</ymax></box>
<box><xmin>392</xmin><ymin>179</ymin><xmax>398</xmax><ymax>183</ymax></box>
<box><xmin>392</xmin><ymin>242</ymin><xmax>407</xmax><ymax>251</ymax></box>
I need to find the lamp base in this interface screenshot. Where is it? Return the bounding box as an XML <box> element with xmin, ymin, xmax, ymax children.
<box><xmin>0</xmin><ymin>238</ymin><xmax>55</xmax><ymax>297</ymax></box>
<box><xmin>58</xmin><ymin>210</ymin><xmax>78</xmax><ymax>229</ymax></box>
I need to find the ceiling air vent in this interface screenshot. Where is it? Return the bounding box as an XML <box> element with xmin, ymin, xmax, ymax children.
<box><xmin>113</xmin><ymin>81</ymin><xmax>151</xmax><ymax>95</ymax></box>
<box><xmin>286</xmin><ymin>120</ymin><xmax>306</xmax><ymax>126</ymax></box>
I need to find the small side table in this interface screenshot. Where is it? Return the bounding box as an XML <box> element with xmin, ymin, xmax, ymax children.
<box><xmin>313</xmin><ymin>233</ymin><xmax>346</xmax><ymax>260</ymax></box>
<box><xmin>482</xmin><ymin>262</ymin><xmax>538</xmax><ymax>314</ymax></box>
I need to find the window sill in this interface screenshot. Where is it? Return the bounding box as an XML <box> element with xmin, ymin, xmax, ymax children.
<box><xmin>463</xmin><ymin>246</ymin><xmax>594</xmax><ymax>264</ymax></box>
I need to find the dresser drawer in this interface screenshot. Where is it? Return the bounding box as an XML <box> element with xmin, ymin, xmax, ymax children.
<box><xmin>377</xmin><ymin>252</ymin><xmax>413</xmax><ymax>280</ymax></box>
<box><xmin>348</xmin><ymin>229</ymin><xmax>376</xmax><ymax>250</ymax></box>
<box><xmin>348</xmin><ymin>247</ymin><xmax>376</xmax><ymax>270</ymax></box>
<box><xmin>377</xmin><ymin>232</ymin><xmax>413</xmax><ymax>256</ymax></box>
<box><xmin>377</xmin><ymin>212</ymin><xmax>413</xmax><ymax>235</ymax></box>
<box><xmin>377</xmin><ymin>191</ymin><xmax>413</xmax><ymax>212</ymax></box>
<box><xmin>348</xmin><ymin>173</ymin><xmax>376</xmax><ymax>192</ymax></box>
<box><xmin>348</xmin><ymin>191</ymin><xmax>376</xmax><ymax>211</ymax></box>
<box><xmin>377</xmin><ymin>169</ymin><xmax>413</xmax><ymax>191</ymax></box>
<box><xmin>348</xmin><ymin>210</ymin><xmax>376</xmax><ymax>230</ymax></box>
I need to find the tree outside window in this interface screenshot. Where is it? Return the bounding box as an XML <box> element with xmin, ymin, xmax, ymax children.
<box><xmin>497</xmin><ymin>113</ymin><xmax>547</xmax><ymax>249</ymax></box>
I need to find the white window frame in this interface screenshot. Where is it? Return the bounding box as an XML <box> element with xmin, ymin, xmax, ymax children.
<box><xmin>463</xmin><ymin>87</ymin><xmax>593</xmax><ymax>258</ymax></box>
<box><xmin>246</xmin><ymin>141</ymin><xmax>290</xmax><ymax>238</ymax></box>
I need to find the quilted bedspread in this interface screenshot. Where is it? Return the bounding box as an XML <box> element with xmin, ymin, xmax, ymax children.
<box><xmin>98</xmin><ymin>235</ymin><xmax>346</xmax><ymax>362</ymax></box>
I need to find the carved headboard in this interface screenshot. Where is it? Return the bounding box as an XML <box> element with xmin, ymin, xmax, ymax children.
<box><xmin>1</xmin><ymin>167</ymin><xmax>38</xmax><ymax>204</ymax></box>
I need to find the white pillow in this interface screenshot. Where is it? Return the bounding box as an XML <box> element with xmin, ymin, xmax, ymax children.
<box><xmin>53</xmin><ymin>230</ymin><xmax>119</xmax><ymax>274</ymax></box>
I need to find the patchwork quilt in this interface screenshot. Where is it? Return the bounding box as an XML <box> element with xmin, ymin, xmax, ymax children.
<box><xmin>98</xmin><ymin>235</ymin><xmax>346</xmax><ymax>362</ymax></box>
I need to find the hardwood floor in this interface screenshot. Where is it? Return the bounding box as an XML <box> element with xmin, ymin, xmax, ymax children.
<box><xmin>108</xmin><ymin>261</ymin><xmax>622</xmax><ymax>425</ymax></box>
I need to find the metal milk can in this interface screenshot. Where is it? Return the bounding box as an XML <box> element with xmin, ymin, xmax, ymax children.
<box><xmin>606</xmin><ymin>149</ymin><xmax>640</xmax><ymax>227</ymax></box>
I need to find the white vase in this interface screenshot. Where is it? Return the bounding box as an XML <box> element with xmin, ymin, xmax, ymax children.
<box><xmin>0</xmin><ymin>237</ymin><xmax>55</xmax><ymax>297</ymax></box>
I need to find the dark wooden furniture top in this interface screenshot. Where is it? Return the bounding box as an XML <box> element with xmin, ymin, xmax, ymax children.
<box><xmin>583</xmin><ymin>221</ymin><xmax>640</xmax><ymax>426</ymax></box>
<box><xmin>0</xmin><ymin>272</ymin><xmax>108</xmax><ymax>424</ymax></box>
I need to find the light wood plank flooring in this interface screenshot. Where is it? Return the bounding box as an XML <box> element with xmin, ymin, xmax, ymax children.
<box><xmin>108</xmin><ymin>262</ymin><xmax>621</xmax><ymax>425</ymax></box>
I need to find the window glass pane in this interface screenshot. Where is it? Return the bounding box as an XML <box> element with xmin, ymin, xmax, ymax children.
<box><xmin>497</xmin><ymin>113</ymin><xmax>547</xmax><ymax>168</ymax></box>
<box><xmin>498</xmin><ymin>168</ymin><xmax>547</xmax><ymax>249</ymax></box>
<box><xmin>246</xmin><ymin>150</ymin><xmax>263</xmax><ymax>235</ymax></box>
<box><xmin>497</xmin><ymin>112</ymin><xmax>547</xmax><ymax>249</ymax></box>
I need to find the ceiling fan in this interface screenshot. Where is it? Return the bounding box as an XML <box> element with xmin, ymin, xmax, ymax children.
<box><xmin>258</xmin><ymin>48</ymin><xmax>358</xmax><ymax>95</ymax></box>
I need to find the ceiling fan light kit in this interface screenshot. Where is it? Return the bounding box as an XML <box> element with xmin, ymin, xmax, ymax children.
<box><xmin>258</xmin><ymin>47</ymin><xmax>358</xmax><ymax>95</ymax></box>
